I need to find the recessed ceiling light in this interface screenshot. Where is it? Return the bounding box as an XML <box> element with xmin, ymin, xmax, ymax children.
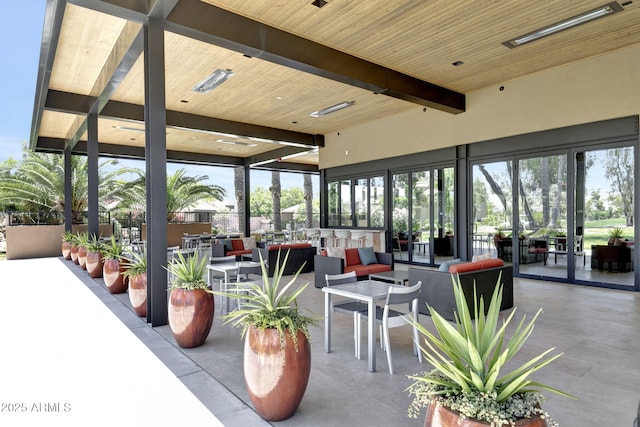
<box><xmin>311</xmin><ymin>0</ymin><xmax>328</xmax><ymax>8</ymax></box>
<box><xmin>452</xmin><ymin>60</ymin><xmax>464</xmax><ymax>66</ymax></box>
<box><xmin>503</xmin><ymin>2</ymin><xmax>623</xmax><ymax>48</ymax></box>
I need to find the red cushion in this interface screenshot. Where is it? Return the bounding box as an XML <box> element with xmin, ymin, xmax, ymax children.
<box><xmin>227</xmin><ymin>249</ymin><xmax>252</xmax><ymax>256</ymax></box>
<box><xmin>231</xmin><ymin>239</ymin><xmax>244</xmax><ymax>250</ymax></box>
<box><xmin>344</xmin><ymin>248</ymin><xmax>361</xmax><ymax>266</ymax></box>
<box><xmin>268</xmin><ymin>243</ymin><xmax>312</xmax><ymax>251</ymax></box>
<box><xmin>449</xmin><ymin>258</ymin><xmax>504</xmax><ymax>273</ymax></box>
<box><xmin>345</xmin><ymin>264</ymin><xmax>392</xmax><ymax>277</ymax></box>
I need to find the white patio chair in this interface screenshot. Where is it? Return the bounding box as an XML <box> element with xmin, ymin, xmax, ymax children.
<box><xmin>359</xmin><ymin>281</ymin><xmax>423</xmax><ymax>374</ymax></box>
<box><xmin>325</xmin><ymin>272</ymin><xmax>369</xmax><ymax>358</ymax></box>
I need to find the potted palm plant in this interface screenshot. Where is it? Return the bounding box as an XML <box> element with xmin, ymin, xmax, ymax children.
<box><xmin>406</xmin><ymin>275</ymin><xmax>574</xmax><ymax>427</ymax></box>
<box><xmin>76</xmin><ymin>232</ymin><xmax>89</xmax><ymax>270</ymax></box>
<box><xmin>102</xmin><ymin>235</ymin><xmax>128</xmax><ymax>294</ymax></box>
<box><xmin>608</xmin><ymin>226</ymin><xmax>624</xmax><ymax>245</ymax></box>
<box><xmin>166</xmin><ymin>251</ymin><xmax>213</xmax><ymax>348</ymax></box>
<box><xmin>217</xmin><ymin>250</ymin><xmax>316</xmax><ymax>422</ymax></box>
<box><xmin>61</xmin><ymin>231</ymin><xmax>75</xmax><ymax>260</ymax></box>
<box><xmin>69</xmin><ymin>232</ymin><xmax>81</xmax><ymax>264</ymax></box>
<box><xmin>123</xmin><ymin>250</ymin><xmax>147</xmax><ymax>317</ymax></box>
<box><xmin>85</xmin><ymin>234</ymin><xmax>105</xmax><ymax>278</ymax></box>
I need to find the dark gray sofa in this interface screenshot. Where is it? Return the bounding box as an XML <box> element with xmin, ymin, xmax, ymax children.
<box><xmin>252</xmin><ymin>244</ymin><xmax>316</xmax><ymax>277</ymax></box>
<box><xmin>408</xmin><ymin>263</ymin><xmax>513</xmax><ymax>320</ymax></box>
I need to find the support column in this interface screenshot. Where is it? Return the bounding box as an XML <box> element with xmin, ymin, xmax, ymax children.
<box><xmin>455</xmin><ymin>145</ymin><xmax>469</xmax><ymax>260</ymax></box>
<box><xmin>243</xmin><ymin>166</ymin><xmax>251</xmax><ymax>236</ymax></box>
<box><xmin>64</xmin><ymin>146</ymin><xmax>72</xmax><ymax>232</ymax></box>
<box><xmin>144</xmin><ymin>15</ymin><xmax>168</xmax><ymax>327</ymax></box>
<box><xmin>87</xmin><ymin>111</ymin><xmax>99</xmax><ymax>238</ymax></box>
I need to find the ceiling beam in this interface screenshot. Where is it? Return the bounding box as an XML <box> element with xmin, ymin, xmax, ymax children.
<box><xmin>166</xmin><ymin>0</ymin><xmax>465</xmax><ymax>114</ymax></box>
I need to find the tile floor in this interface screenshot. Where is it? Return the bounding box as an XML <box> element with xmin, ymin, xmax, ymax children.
<box><xmin>2</xmin><ymin>257</ymin><xmax>639</xmax><ymax>426</ymax></box>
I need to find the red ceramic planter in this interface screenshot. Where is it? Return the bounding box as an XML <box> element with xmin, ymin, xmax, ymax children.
<box><xmin>168</xmin><ymin>288</ymin><xmax>214</xmax><ymax>348</ymax></box>
<box><xmin>77</xmin><ymin>246</ymin><xmax>88</xmax><ymax>270</ymax></box>
<box><xmin>61</xmin><ymin>242</ymin><xmax>72</xmax><ymax>260</ymax></box>
<box><xmin>70</xmin><ymin>246</ymin><xmax>80</xmax><ymax>264</ymax></box>
<box><xmin>128</xmin><ymin>273</ymin><xmax>147</xmax><ymax>317</ymax></box>
<box><xmin>103</xmin><ymin>258</ymin><xmax>127</xmax><ymax>294</ymax></box>
<box><xmin>244</xmin><ymin>326</ymin><xmax>311</xmax><ymax>422</ymax></box>
<box><xmin>86</xmin><ymin>251</ymin><xmax>104</xmax><ymax>278</ymax></box>
<box><xmin>424</xmin><ymin>402</ymin><xmax>547</xmax><ymax>427</ymax></box>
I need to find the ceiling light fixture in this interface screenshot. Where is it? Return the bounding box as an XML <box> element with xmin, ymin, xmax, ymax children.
<box><xmin>191</xmin><ymin>68</ymin><xmax>234</xmax><ymax>93</ymax></box>
<box><xmin>113</xmin><ymin>125</ymin><xmax>145</xmax><ymax>132</ymax></box>
<box><xmin>310</xmin><ymin>101</ymin><xmax>355</xmax><ymax>117</ymax></box>
<box><xmin>503</xmin><ymin>2</ymin><xmax>623</xmax><ymax>48</ymax></box>
<box><xmin>311</xmin><ymin>0</ymin><xmax>328</xmax><ymax>8</ymax></box>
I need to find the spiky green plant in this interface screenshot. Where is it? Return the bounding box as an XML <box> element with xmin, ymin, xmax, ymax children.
<box><xmin>75</xmin><ymin>232</ymin><xmax>89</xmax><ymax>248</ymax></box>
<box><xmin>166</xmin><ymin>251</ymin><xmax>209</xmax><ymax>290</ymax></box>
<box><xmin>216</xmin><ymin>250</ymin><xmax>317</xmax><ymax>350</ymax></box>
<box><xmin>406</xmin><ymin>274</ymin><xmax>574</xmax><ymax>426</ymax></box>
<box><xmin>122</xmin><ymin>250</ymin><xmax>146</xmax><ymax>279</ymax></box>
<box><xmin>102</xmin><ymin>235</ymin><xmax>125</xmax><ymax>260</ymax></box>
<box><xmin>608</xmin><ymin>226</ymin><xmax>624</xmax><ymax>240</ymax></box>
<box><xmin>61</xmin><ymin>230</ymin><xmax>75</xmax><ymax>243</ymax></box>
<box><xmin>86</xmin><ymin>234</ymin><xmax>105</xmax><ymax>253</ymax></box>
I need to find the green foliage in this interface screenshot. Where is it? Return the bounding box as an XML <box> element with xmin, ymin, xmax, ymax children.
<box><xmin>216</xmin><ymin>250</ymin><xmax>317</xmax><ymax>350</ymax></box>
<box><xmin>406</xmin><ymin>274</ymin><xmax>573</xmax><ymax>425</ymax></box>
<box><xmin>86</xmin><ymin>234</ymin><xmax>105</xmax><ymax>253</ymax></box>
<box><xmin>608</xmin><ymin>226</ymin><xmax>624</xmax><ymax>239</ymax></box>
<box><xmin>75</xmin><ymin>232</ymin><xmax>89</xmax><ymax>247</ymax></box>
<box><xmin>61</xmin><ymin>231</ymin><xmax>75</xmax><ymax>243</ymax></box>
<box><xmin>122</xmin><ymin>250</ymin><xmax>146</xmax><ymax>278</ymax></box>
<box><xmin>166</xmin><ymin>251</ymin><xmax>209</xmax><ymax>290</ymax></box>
<box><xmin>103</xmin><ymin>235</ymin><xmax>125</xmax><ymax>260</ymax></box>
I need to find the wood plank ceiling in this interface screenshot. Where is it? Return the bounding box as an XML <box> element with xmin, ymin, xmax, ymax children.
<box><xmin>32</xmin><ymin>0</ymin><xmax>640</xmax><ymax>171</ymax></box>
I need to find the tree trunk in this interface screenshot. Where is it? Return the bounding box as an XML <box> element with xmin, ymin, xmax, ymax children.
<box><xmin>271</xmin><ymin>171</ymin><xmax>282</xmax><ymax>231</ymax></box>
<box><xmin>541</xmin><ymin>157</ymin><xmax>550</xmax><ymax>227</ymax></box>
<box><xmin>549</xmin><ymin>156</ymin><xmax>566</xmax><ymax>228</ymax></box>
<box><xmin>234</xmin><ymin>166</ymin><xmax>245</xmax><ymax>234</ymax></box>
<box><xmin>478</xmin><ymin>165</ymin><xmax>507</xmax><ymax>213</ymax></box>
<box><xmin>304</xmin><ymin>174</ymin><xmax>313</xmax><ymax>228</ymax></box>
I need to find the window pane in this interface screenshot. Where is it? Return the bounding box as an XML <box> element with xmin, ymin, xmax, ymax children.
<box><xmin>328</xmin><ymin>181</ymin><xmax>340</xmax><ymax>227</ymax></box>
<box><xmin>370</xmin><ymin>176</ymin><xmax>385</xmax><ymax>228</ymax></box>
<box><xmin>354</xmin><ymin>178</ymin><xmax>368</xmax><ymax>227</ymax></box>
<box><xmin>340</xmin><ymin>180</ymin><xmax>352</xmax><ymax>226</ymax></box>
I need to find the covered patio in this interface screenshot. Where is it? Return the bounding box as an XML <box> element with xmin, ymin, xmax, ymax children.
<box><xmin>1</xmin><ymin>257</ymin><xmax>638</xmax><ymax>426</ymax></box>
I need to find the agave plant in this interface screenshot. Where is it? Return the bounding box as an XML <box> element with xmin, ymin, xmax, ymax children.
<box><xmin>122</xmin><ymin>249</ymin><xmax>147</xmax><ymax>279</ymax></box>
<box><xmin>166</xmin><ymin>251</ymin><xmax>209</xmax><ymax>290</ymax></box>
<box><xmin>102</xmin><ymin>235</ymin><xmax>125</xmax><ymax>260</ymax></box>
<box><xmin>406</xmin><ymin>274</ymin><xmax>574</xmax><ymax>426</ymax></box>
<box><xmin>217</xmin><ymin>250</ymin><xmax>317</xmax><ymax>349</ymax></box>
<box><xmin>85</xmin><ymin>234</ymin><xmax>105</xmax><ymax>253</ymax></box>
<box><xmin>61</xmin><ymin>230</ymin><xmax>75</xmax><ymax>243</ymax></box>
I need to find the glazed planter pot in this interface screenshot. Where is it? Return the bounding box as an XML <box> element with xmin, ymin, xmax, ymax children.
<box><xmin>168</xmin><ymin>288</ymin><xmax>214</xmax><ymax>348</ymax></box>
<box><xmin>86</xmin><ymin>251</ymin><xmax>104</xmax><ymax>278</ymax></box>
<box><xmin>61</xmin><ymin>242</ymin><xmax>72</xmax><ymax>260</ymax></box>
<box><xmin>70</xmin><ymin>246</ymin><xmax>80</xmax><ymax>264</ymax></box>
<box><xmin>424</xmin><ymin>402</ymin><xmax>547</xmax><ymax>427</ymax></box>
<box><xmin>77</xmin><ymin>246</ymin><xmax>88</xmax><ymax>270</ymax></box>
<box><xmin>103</xmin><ymin>258</ymin><xmax>127</xmax><ymax>294</ymax></box>
<box><xmin>128</xmin><ymin>273</ymin><xmax>147</xmax><ymax>317</ymax></box>
<box><xmin>244</xmin><ymin>326</ymin><xmax>311</xmax><ymax>422</ymax></box>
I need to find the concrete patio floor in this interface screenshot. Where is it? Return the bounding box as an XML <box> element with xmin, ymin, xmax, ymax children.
<box><xmin>1</xmin><ymin>257</ymin><xmax>639</xmax><ymax>426</ymax></box>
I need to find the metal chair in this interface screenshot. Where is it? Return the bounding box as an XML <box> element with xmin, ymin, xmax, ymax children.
<box><xmin>325</xmin><ymin>272</ymin><xmax>369</xmax><ymax>358</ymax></box>
<box><xmin>359</xmin><ymin>281</ymin><xmax>423</xmax><ymax>374</ymax></box>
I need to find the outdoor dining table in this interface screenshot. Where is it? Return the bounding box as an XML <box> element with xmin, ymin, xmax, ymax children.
<box><xmin>207</xmin><ymin>260</ymin><xmax>262</xmax><ymax>314</ymax></box>
<box><xmin>322</xmin><ymin>280</ymin><xmax>396</xmax><ymax>372</ymax></box>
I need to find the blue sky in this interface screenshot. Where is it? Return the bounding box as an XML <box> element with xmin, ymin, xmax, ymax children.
<box><xmin>0</xmin><ymin>2</ymin><xmax>316</xmax><ymax>202</ymax></box>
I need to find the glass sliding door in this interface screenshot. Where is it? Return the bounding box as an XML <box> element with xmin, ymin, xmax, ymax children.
<box><xmin>391</xmin><ymin>173</ymin><xmax>409</xmax><ymax>262</ymax></box>
<box><xmin>412</xmin><ymin>170</ymin><xmax>432</xmax><ymax>264</ymax></box>
<box><xmin>472</xmin><ymin>161</ymin><xmax>513</xmax><ymax>261</ymax></box>
<box><xmin>433</xmin><ymin>168</ymin><xmax>455</xmax><ymax>263</ymax></box>
<box><xmin>580</xmin><ymin>146</ymin><xmax>635</xmax><ymax>287</ymax></box>
<box><xmin>517</xmin><ymin>154</ymin><xmax>568</xmax><ymax>280</ymax></box>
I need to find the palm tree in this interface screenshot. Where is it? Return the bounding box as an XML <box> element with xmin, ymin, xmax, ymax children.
<box><xmin>0</xmin><ymin>146</ymin><xmax>137</xmax><ymax>223</ymax></box>
<box><xmin>270</xmin><ymin>171</ymin><xmax>282</xmax><ymax>231</ymax></box>
<box><xmin>122</xmin><ymin>168</ymin><xmax>226</xmax><ymax>221</ymax></box>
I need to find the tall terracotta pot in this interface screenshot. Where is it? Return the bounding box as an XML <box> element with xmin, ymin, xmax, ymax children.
<box><xmin>77</xmin><ymin>246</ymin><xmax>88</xmax><ymax>270</ymax></box>
<box><xmin>70</xmin><ymin>246</ymin><xmax>80</xmax><ymax>264</ymax></box>
<box><xmin>424</xmin><ymin>402</ymin><xmax>547</xmax><ymax>427</ymax></box>
<box><xmin>244</xmin><ymin>326</ymin><xmax>311</xmax><ymax>422</ymax></box>
<box><xmin>86</xmin><ymin>251</ymin><xmax>104</xmax><ymax>278</ymax></box>
<box><xmin>103</xmin><ymin>258</ymin><xmax>127</xmax><ymax>294</ymax></box>
<box><xmin>62</xmin><ymin>242</ymin><xmax>72</xmax><ymax>260</ymax></box>
<box><xmin>168</xmin><ymin>288</ymin><xmax>214</xmax><ymax>348</ymax></box>
<box><xmin>129</xmin><ymin>273</ymin><xmax>147</xmax><ymax>317</ymax></box>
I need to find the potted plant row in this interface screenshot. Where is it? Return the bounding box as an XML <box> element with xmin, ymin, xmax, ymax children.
<box><xmin>85</xmin><ymin>235</ymin><xmax>105</xmax><ymax>279</ymax></box>
<box><xmin>123</xmin><ymin>249</ymin><xmax>147</xmax><ymax>317</ymax></box>
<box><xmin>406</xmin><ymin>275</ymin><xmax>574</xmax><ymax>426</ymax></box>
<box><xmin>217</xmin><ymin>250</ymin><xmax>316</xmax><ymax>422</ymax></box>
<box><xmin>102</xmin><ymin>235</ymin><xmax>128</xmax><ymax>294</ymax></box>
